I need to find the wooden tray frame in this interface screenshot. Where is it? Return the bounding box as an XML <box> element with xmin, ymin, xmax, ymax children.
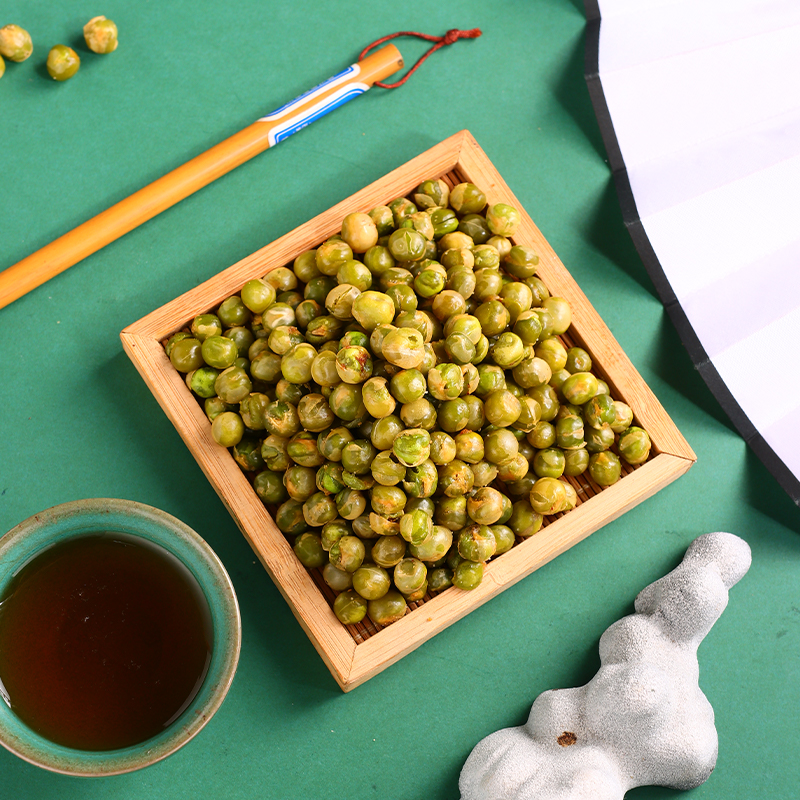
<box><xmin>121</xmin><ymin>130</ymin><xmax>695</xmax><ymax>691</ymax></box>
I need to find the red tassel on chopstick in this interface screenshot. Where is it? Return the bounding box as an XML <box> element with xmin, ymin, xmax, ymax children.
<box><xmin>359</xmin><ymin>29</ymin><xmax>482</xmax><ymax>88</ymax></box>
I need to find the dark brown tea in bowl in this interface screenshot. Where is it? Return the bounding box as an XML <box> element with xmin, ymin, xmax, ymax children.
<box><xmin>0</xmin><ymin>532</ymin><xmax>213</xmax><ymax>751</ymax></box>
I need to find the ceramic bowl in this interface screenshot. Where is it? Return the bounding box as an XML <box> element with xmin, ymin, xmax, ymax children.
<box><xmin>0</xmin><ymin>498</ymin><xmax>241</xmax><ymax>776</ymax></box>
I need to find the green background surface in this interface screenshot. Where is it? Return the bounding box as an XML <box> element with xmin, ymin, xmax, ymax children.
<box><xmin>1</xmin><ymin>1</ymin><xmax>798</xmax><ymax>798</ymax></box>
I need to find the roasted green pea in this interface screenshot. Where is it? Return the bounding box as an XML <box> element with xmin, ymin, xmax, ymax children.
<box><xmin>508</xmin><ymin>500</ymin><xmax>543</xmax><ymax>537</ymax></box>
<box><xmin>253</xmin><ymin>469</ymin><xmax>287</xmax><ymax>505</ymax></box>
<box><xmin>334</xmin><ymin>590</ymin><xmax>368</xmax><ymax>624</ymax></box>
<box><xmin>367</xmin><ymin>590</ymin><xmax>407</xmax><ymax>625</ymax></box>
<box><xmin>293</xmin><ymin>533</ymin><xmax>326</xmax><ymax>569</ymax></box>
<box><xmin>529</xmin><ymin>477</ymin><xmax>568</xmax><ymax>515</ymax></box>
<box><xmin>618</xmin><ymin>426</ymin><xmax>651</xmax><ymax>465</ymax></box>
<box><xmin>275</xmin><ymin>499</ymin><xmax>308</xmax><ymax>537</ymax></box>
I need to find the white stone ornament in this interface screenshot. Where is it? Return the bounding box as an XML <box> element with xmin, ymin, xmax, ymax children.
<box><xmin>459</xmin><ymin>532</ymin><xmax>751</xmax><ymax>800</ymax></box>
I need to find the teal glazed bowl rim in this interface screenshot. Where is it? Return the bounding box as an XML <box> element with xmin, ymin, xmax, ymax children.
<box><xmin>0</xmin><ymin>498</ymin><xmax>242</xmax><ymax>777</ymax></box>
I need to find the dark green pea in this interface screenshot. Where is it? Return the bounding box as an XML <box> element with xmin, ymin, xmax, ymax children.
<box><xmin>474</xmin><ymin>300</ymin><xmax>510</xmax><ymax>338</ymax></box>
<box><xmin>371</xmin><ymin>450</ymin><xmax>406</xmax><ymax>486</ymax></box>
<box><xmin>446</xmin><ymin>267</ymin><xmax>477</xmax><ymax>300</ymax></box>
<box><xmin>457</xmin><ymin>524</ymin><xmax>496</xmax><ymax>563</ymax></box>
<box><xmin>367</xmin><ymin>590</ymin><xmax>407</xmax><ymax>626</ymax></box>
<box><xmin>413</xmin><ymin>178</ymin><xmax>449</xmax><ymax>209</ymax></box>
<box><xmin>429</xmin><ymin>206</ymin><xmax>459</xmax><ymax>238</ymax></box>
<box><xmin>317</xmin><ymin>427</ymin><xmax>353</xmax><ymax>462</ymax></box>
<box><xmin>484</xmin><ymin>389</ymin><xmax>521</xmax><ymax>427</ymax></box>
<box><xmin>454</xmin><ymin>430</ymin><xmax>485</xmax><ymax>464</ymax></box>
<box><xmin>260</xmin><ymin>400</ymin><xmax>299</xmax><ymax>438</ymax></box>
<box><xmin>370</xmin><ymin>415</ymin><xmax>403</xmax><ymax>451</ymax></box>
<box><xmin>444</xmin><ymin>332</ymin><xmax>476</xmax><ymax>365</ymax></box>
<box><xmin>438</xmin><ymin>460</ymin><xmax>474</xmax><ymax>497</ymax></box>
<box><xmin>432</xmin><ymin>290</ymin><xmax>467</xmax><ymax>322</ymax></box>
<box><xmin>458</xmin><ymin>213</ymin><xmax>492</xmax><ymax>244</ymax></box>
<box><xmin>511</xmin><ymin>396</ymin><xmax>542</xmax><ymax>433</ymax></box>
<box><xmin>466</xmin><ymin>487</ymin><xmax>505</xmax><ymax>525</ymax></box>
<box><xmin>618</xmin><ymin>426</ymin><xmax>651</xmax><ymax>465</ymax></box>
<box><xmin>434</xmin><ymin>495</ymin><xmax>467</xmax><ymax>531</ymax></box>
<box><xmin>472</xmin><ymin>269</ymin><xmax>503</xmax><ymax>303</ymax></box>
<box><xmin>186</xmin><ymin>366</ymin><xmax>220</xmax><ymax>398</ymax></box>
<box><xmin>393</xmin><ymin>557</ymin><xmax>428</xmax><ymax>594</ymax></box>
<box><xmin>217</xmin><ymin>295</ymin><xmax>251</xmax><ymax>328</ymax></box>
<box><xmin>329</xmin><ymin>534</ymin><xmax>365</xmax><ymax>573</ymax></box>
<box><xmin>259</xmin><ymin>434</ymin><xmax>289</xmax><ymax>471</ymax></box>
<box><xmin>584</xmin><ymin>393</ymin><xmax>616</xmax><ymax>429</ymax></box>
<box><xmin>165</xmin><ymin>331</ymin><xmax>192</xmax><ymax>358</ymax></box>
<box><xmin>204</xmin><ymin>396</ymin><xmax>232</xmax><ymax>422</ymax></box>
<box><xmin>334</xmin><ymin>590</ymin><xmax>368</xmax><ymax>625</ymax></box>
<box><xmin>371</xmin><ymin>535</ymin><xmax>407</xmax><ymax>568</ymax></box>
<box><xmin>295</xmin><ymin>394</ymin><xmax>333</xmax><ymax>433</ymax></box>
<box><xmin>438</xmin><ymin>398</ymin><xmax>470</xmax><ymax>434</ymax></box>
<box><xmin>170</xmin><ymin>337</ymin><xmax>204</xmax><ymax>373</ymax></box>
<box><xmin>452</xmin><ymin>560</ymin><xmax>484</xmax><ymax>590</ymax></box>
<box><xmin>253</xmin><ymin>468</ymin><xmax>287</xmax><ymax>505</ymax></box>
<box><xmin>393</xmin><ymin>428</ymin><xmax>431</xmax><ymax>467</ymax></box>
<box><xmin>563</xmin><ymin>448</ymin><xmax>589</xmax><ymax>477</ymax></box>
<box><xmin>503</xmin><ymin>245</ymin><xmax>539</xmax><ymax>279</ymax></box>
<box><xmin>352</xmin><ymin>564</ymin><xmax>391</xmax><ymax>600</ymax></box>
<box><xmin>508</xmin><ymin>500</ymin><xmax>543</xmax><ymax>537</ymax></box>
<box><xmin>323</xmin><ymin>563</ymin><xmax>353</xmax><ymax>592</ymax></box>
<box><xmin>428</xmin><ymin>567</ymin><xmax>453</xmax><ymax>593</ymax></box>
<box><xmin>287</xmin><ymin>430</ymin><xmax>325</xmax><ymax>467</ymax></box>
<box><xmin>589</xmin><ymin>451</ymin><xmax>622</xmax><ymax>486</ymax></box>
<box><xmin>295</xmin><ymin>299</ymin><xmax>322</xmax><ymax>330</ymax></box>
<box><xmin>449</xmin><ymin>182</ymin><xmax>486</xmax><ymax>214</ymax></box>
<box><xmin>320</xmin><ymin>520</ymin><xmax>351</xmax><ymax>552</ymax></box>
<box><xmin>555</xmin><ymin>414</ymin><xmax>585</xmax><ymax>451</ymax></box>
<box><xmin>370</xmin><ymin>485</ymin><xmax>407</xmax><ymax>518</ymax></box>
<box><xmin>529</xmin><ymin>477</ymin><xmax>568</xmax><ymax>515</ymax></box>
<box><xmin>342</xmin><ymin>471</ymin><xmax>374</xmax><ymax>491</ymax></box>
<box><xmin>585</xmin><ymin>425</ymin><xmax>615</xmax><ymax>454</ymax></box>
<box><xmin>610</xmin><ymin>401</ymin><xmax>634</xmax><ymax>434</ymax></box>
<box><xmin>191</xmin><ymin>313</ymin><xmax>223</xmax><ymax>342</ymax></box>
<box><xmin>248</xmin><ymin>351</ymin><xmax>280</xmax><ymax>383</ymax></box>
<box><xmin>389</xmin><ymin>369</ymin><xmax>426</xmax><ymax>404</ymax></box>
<box><xmin>399</xmin><ymin>509</ymin><xmax>433</xmax><ymax>545</ymax></box>
<box><xmin>414</xmin><ymin>266</ymin><xmax>446</xmax><ymax>298</ymax></box>
<box><xmin>472</xmin><ymin>460</ymin><xmax>499</xmax><ymax>488</ymax></box>
<box><xmin>533</xmin><ymin>448</ymin><xmax>566</xmax><ymax>478</ymax></box>
<box><xmin>513</xmin><ymin>310</ymin><xmax>544</xmax><ymax>347</ymax></box>
<box><xmin>275</xmin><ymin>498</ymin><xmax>308</xmax><ymax>536</ymax></box>
<box><xmin>293</xmin><ymin>532</ymin><xmax>326</xmax><ymax>569</ymax></box>
<box><xmin>231</xmin><ymin>439</ymin><xmax>263</xmax><ymax>473</ymax></box>
<box><xmin>336</xmin><ymin>259</ymin><xmax>373</xmax><ymax>291</ymax></box>
<box><xmin>475</xmin><ymin>364</ymin><xmax>506</xmax><ymax>398</ymax></box>
<box><xmin>565</xmin><ymin>346</ymin><xmax>592</xmax><ymax>374</ymax></box>
<box><xmin>527</xmin><ymin>421</ymin><xmax>556</xmax><ymax>449</ymax></box>
<box><xmin>491</xmin><ymin>524</ymin><xmax>516</xmax><ymax>556</ymax></box>
<box><xmin>409</xmin><ymin>525</ymin><xmax>452</xmax><ymax>562</ymax></box>
<box><xmin>341</xmin><ymin>439</ymin><xmax>378</xmax><ymax>475</ymax></box>
<box><xmin>225</xmin><ymin>326</ymin><xmax>255</xmax><ymax>358</ymax></box>
<box><xmin>389</xmin><ymin>196</ymin><xmax>417</xmax><ymax>226</ymax></box>
<box><xmin>403</xmin><ymin>459</ymin><xmax>439</xmax><ymax>498</ymax></box>
<box><xmin>284</xmin><ymin>465</ymin><xmax>317</xmax><ymax>502</ymax></box>
<box><xmin>328</xmin><ymin>383</ymin><xmax>367</xmax><ymax>423</ymax></box>
<box><xmin>379</xmin><ymin>266</ymin><xmax>414</xmax><ymax>290</ymax></box>
<box><xmin>367</xmin><ymin>205</ymin><xmax>395</xmax><ymax>237</ymax></box>
<box><xmin>528</xmin><ymin>384</ymin><xmax>560</xmax><ymax>422</ymax></box>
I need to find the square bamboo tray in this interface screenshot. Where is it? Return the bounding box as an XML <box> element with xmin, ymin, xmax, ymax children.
<box><xmin>121</xmin><ymin>130</ymin><xmax>695</xmax><ymax>692</ymax></box>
